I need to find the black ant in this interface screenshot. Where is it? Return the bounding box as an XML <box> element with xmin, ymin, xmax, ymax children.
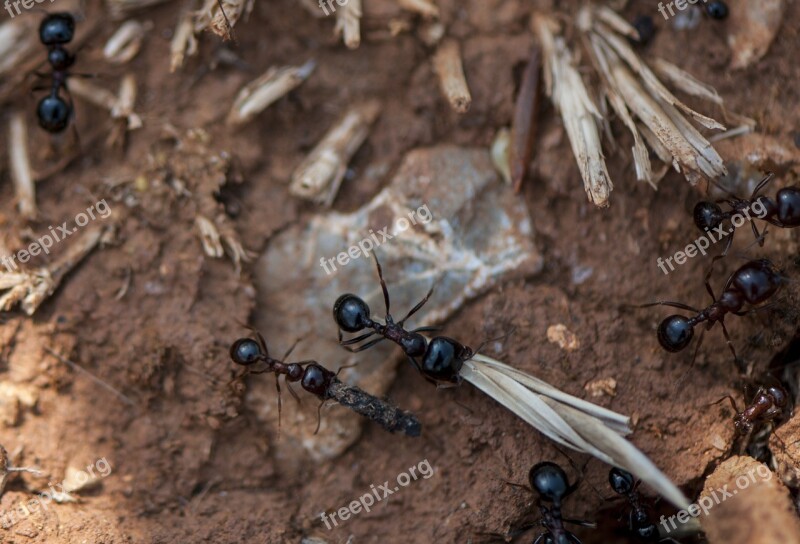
<box><xmin>694</xmin><ymin>173</ymin><xmax>800</xmax><ymax>258</ymax></box>
<box><xmin>517</xmin><ymin>462</ymin><xmax>593</xmax><ymax>544</ymax></box>
<box><xmin>609</xmin><ymin>467</ymin><xmax>678</xmax><ymax>543</ymax></box>
<box><xmin>333</xmin><ymin>257</ymin><xmax>480</xmax><ymax>386</ymax></box>
<box><xmin>640</xmin><ymin>259</ymin><xmax>784</xmax><ymax>365</ymax></box>
<box><xmin>229</xmin><ymin>333</ymin><xmax>421</xmax><ymax>436</ymax></box>
<box><xmin>704</xmin><ymin>1</ymin><xmax>729</xmax><ymax>20</ymax></box>
<box><xmin>36</xmin><ymin>12</ymin><xmax>77</xmax><ymax>133</ymax></box>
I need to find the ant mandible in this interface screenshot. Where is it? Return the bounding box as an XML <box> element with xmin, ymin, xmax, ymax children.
<box><xmin>230</xmin><ymin>333</ymin><xmax>421</xmax><ymax>436</ymax></box>
<box><xmin>36</xmin><ymin>13</ymin><xmax>77</xmax><ymax>133</ymax></box>
<box><xmin>333</xmin><ymin>257</ymin><xmax>478</xmax><ymax>386</ymax></box>
<box><xmin>641</xmin><ymin>259</ymin><xmax>784</xmax><ymax>365</ymax></box>
<box><xmin>694</xmin><ymin>173</ymin><xmax>800</xmax><ymax>258</ymax></box>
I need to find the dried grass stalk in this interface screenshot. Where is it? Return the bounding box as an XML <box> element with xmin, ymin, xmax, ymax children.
<box><xmin>334</xmin><ymin>0</ymin><xmax>361</xmax><ymax>49</ymax></box>
<box><xmin>8</xmin><ymin>113</ymin><xmax>36</xmax><ymax>220</ymax></box>
<box><xmin>103</xmin><ymin>20</ymin><xmax>150</xmax><ymax>64</ymax></box>
<box><xmin>533</xmin><ymin>13</ymin><xmax>612</xmax><ymax>207</ymax></box>
<box><xmin>289</xmin><ymin>100</ymin><xmax>381</xmax><ymax>206</ymax></box>
<box><xmin>226</xmin><ymin>60</ymin><xmax>316</xmax><ymax>126</ymax></box>
<box><xmin>398</xmin><ymin>0</ymin><xmax>439</xmax><ymax>18</ymax></box>
<box><xmin>194</xmin><ymin>0</ymin><xmax>253</xmax><ymax>40</ymax></box>
<box><xmin>0</xmin><ymin>19</ymin><xmax>37</xmax><ymax>77</ymax></box>
<box><xmin>68</xmin><ymin>77</ymin><xmax>143</xmax><ymax>134</ymax></box>
<box><xmin>170</xmin><ymin>4</ymin><xmax>199</xmax><ymax>72</ymax></box>
<box><xmin>431</xmin><ymin>39</ymin><xmax>472</xmax><ymax>114</ymax></box>
<box><xmin>464</xmin><ymin>354</ymin><xmax>690</xmax><ymax>510</ymax></box>
<box><xmin>0</xmin><ymin>225</ymin><xmax>112</xmax><ymax>316</ymax></box>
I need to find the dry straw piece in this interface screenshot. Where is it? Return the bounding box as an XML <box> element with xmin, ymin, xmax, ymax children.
<box><xmin>533</xmin><ymin>6</ymin><xmax>738</xmax><ymax>207</ymax></box>
<box><xmin>8</xmin><ymin>113</ymin><xmax>36</xmax><ymax>220</ymax></box>
<box><xmin>463</xmin><ymin>354</ymin><xmax>690</xmax><ymax>510</ymax></box>
<box><xmin>289</xmin><ymin>99</ymin><xmax>382</xmax><ymax>206</ymax></box>
<box><xmin>194</xmin><ymin>0</ymin><xmax>254</xmax><ymax>40</ymax></box>
<box><xmin>103</xmin><ymin>20</ymin><xmax>151</xmax><ymax>64</ymax></box>
<box><xmin>334</xmin><ymin>0</ymin><xmax>362</xmax><ymax>49</ymax></box>
<box><xmin>431</xmin><ymin>39</ymin><xmax>472</xmax><ymax>114</ymax></box>
<box><xmin>398</xmin><ymin>0</ymin><xmax>439</xmax><ymax>18</ymax></box>
<box><xmin>226</xmin><ymin>60</ymin><xmax>316</xmax><ymax>126</ymax></box>
<box><xmin>170</xmin><ymin>4</ymin><xmax>199</xmax><ymax>73</ymax></box>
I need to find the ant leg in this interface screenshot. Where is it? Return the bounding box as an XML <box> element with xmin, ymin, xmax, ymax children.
<box><xmin>280</xmin><ymin>339</ymin><xmax>300</xmax><ymax>362</ymax></box>
<box><xmin>474</xmin><ymin>327</ymin><xmax>518</xmax><ymax>357</ymax></box>
<box><xmin>285</xmin><ymin>381</ymin><xmax>300</xmax><ymax>403</ymax></box>
<box><xmin>255</xmin><ymin>331</ymin><xmax>269</xmax><ymax>357</ymax></box>
<box><xmin>719</xmin><ymin>320</ymin><xmax>740</xmax><ymax>364</ymax></box>
<box><xmin>343</xmin><ymin>336</ymin><xmax>386</xmax><ymax>353</ymax></box>
<box><xmin>275</xmin><ymin>375</ymin><xmax>282</xmax><ymax>432</ymax></box>
<box><xmin>335</xmin><ymin>363</ymin><xmax>357</xmax><ymax>376</ymax></box>
<box><xmin>339</xmin><ymin>330</ymin><xmax>376</xmax><ymax>346</ymax></box>
<box><xmin>676</xmin><ymin>327</ymin><xmax>707</xmax><ymax>389</ymax></box>
<box><xmin>406</xmin><ymin>355</ymin><xmax>423</xmax><ymax>374</ymax></box>
<box><xmin>708</xmin><ymin>394</ymin><xmax>740</xmax><ymax>412</ymax></box>
<box><xmin>410</xmin><ymin>326</ymin><xmax>440</xmax><ymax>334</ymax></box>
<box><xmin>373</xmin><ymin>254</ymin><xmax>392</xmax><ymax>318</ymax></box>
<box><xmin>638</xmin><ymin>301</ymin><xmax>701</xmax><ymax>313</ymax></box>
<box><xmin>563</xmin><ymin>519</ymin><xmax>597</xmax><ymax>528</ymax></box>
<box><xmin>751</xmin><ymin>172</ymin><xmax>775</xmax><ymax>198</ymax></box>
<box><xmin>313</xmin><ymin>400</ymin><xmax>325</xmax><ymax>434</ymax></box>
<box><xmin>704</xmin><ymin>263</ymin><xmax>721</xmax><ymax>302</ymax></box>
<box><xmin>398</xmin><ymin>286</ymin><xmax>434</xmax><ymax>326</ymax></box>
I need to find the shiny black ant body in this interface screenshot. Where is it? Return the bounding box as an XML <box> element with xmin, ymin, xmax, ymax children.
<box><xmin>333</xmin><ymin>258</ymin><xmax>476</xmax><ymax>386</ymax></box>
<box><xmin>36</xmin><ymin>13</ymin><xmax>77</xmax><ymax>133</ymax></box>
<box><xmin>641</xmin><ymin>259</ymin><xmax>784</xmax><ymax>364</ymax></box>
<box><xmin>229</xmin><ymin>333</ymin><xmax>421</xmax><ymax>436</ymax></box>
<box><xmin>525</xmin><ymin>462</ymin><xmax>592</xmax><ymax>544</ymax></box>
<box><xmin>704</xmin><ymin>0</ymin><xmax>729</xmax><ymax>20</ymax></box>
<box><xmin>609</xmin><ymin>468</ymin><xmax>663</xmax><ymax>543</ymax></box>
<box><xmin>694</xmin><ymin>174</ymin><xmax>800</xmax><ymax>257</ymax></box>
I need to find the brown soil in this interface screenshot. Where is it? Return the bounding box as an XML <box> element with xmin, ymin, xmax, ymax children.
<box><xmin>1</xmin><ymin>0</ymin><xmax>799</xmax><ymax>543</ymax></box>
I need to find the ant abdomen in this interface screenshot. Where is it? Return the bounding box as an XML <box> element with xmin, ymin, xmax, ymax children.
<box><xmin>230</xmin><ymin>338</ymin><xmax>264</xmax><ymax>365</ymax></box>
<box><xmin>421</xmin><ymin>337</ymin><xmax>470</xmax><ymax>383</ymax></box>
<box><xmin>776</xmin><ymin>187</ymin><xmax>800</xmax><ymax>226</ymax></box>
<box><xmin>37</xmin><ymin>95</ymin><xmax>71</xmax><ymax>133</ymax></box>
<box><xmin>657</xmin><ymin>315</ymin><xmax>694</xmax><ymax>352</ymax></box>
<box><xmin>333</xmin><ymin>294</ymin><xmax>372</xmax><ymax>332</ymax></box>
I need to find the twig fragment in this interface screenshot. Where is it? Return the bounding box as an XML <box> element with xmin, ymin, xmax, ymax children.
<box><xmin>510</xmin><ymin>46</ymin><xmax>541</xmax><ymax>192</ymax></box>
<box><xmin>226</xmin><ymin>60</ymin><xmax>316</xmax><ymax>126</ymax></box>
<box><xmin>103</xmin><ymin>20</ymin><xmax>151</xmax><ymax>64</ymax></box>
<box><xmin>289</xmin><ymin>100</ymin><xmax>381</xmax><ymax>206</ymax></box>
<box><xmin>8</xmin><ymin>113</ymin><xmax>36</xmax><ymax>220</ymax></box>
<box><xmin>432</xmin><ymin>39</ymin><xmax>472</xmax><ymax>114</ymax></box>
<box><xmin>194</xmin><ymin>0</ymin><xmax>253</xmax><ymax>40</ymax></box>
<box><xmin>171</xmin><ymin>4</ymin><xmax>199</xmax><ymax>72</ymax></box>
<box><xmin>398</xmin><ymin>0</ymin><xmax>439</xmax><ymax>18</ymax></box>
<box><xmin>334</xmin><ymin>0</ymin><xmax>361</xmax><ymax>49</ymax></box>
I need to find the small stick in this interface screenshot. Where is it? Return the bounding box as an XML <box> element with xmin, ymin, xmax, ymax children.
<box><xmin>226</xmin><ymin>60</ymin><xmax>316</xmax><ymax>126</ymax></box>
<box><xmin>170</xmin><ymin>3</ymin><xmax>199</xmax><ymax>73</ymax></box>
<box><xmin>8</xmin><ymin>113</ymin><xmax>36</xmax><ymax>220</ymax></box>
<box><xmin>103</xmin><ymin>20</ymin><xmax>151</xmax><ymax>65</ymax></box>
<box><xmin>398</xmin><ymin>0</ymin><xmax>439</xmax><ymax>18</ymax></box>
<box><xmin>510</xmin><ymin>46</ymin><xmax>541</xmax><ymax>193</ymax></box>
<box><xmin>432</xmin><ymin>39</ymin><xmax>471</xmax><ymax>114</ymax></box>
<box><xmin>289</xmin><ymin>99</ymin><xmax>381</xmax><ymax>206</ymax></box>
<box><xmin>327</xmin><ymin>379</ymin><xmax>421</xmax><ymax>436</ymax></box>
<box><xmin>334</xmin><ymin>0</ymin><xmax>362</xmax><ymax>49</ymax></box>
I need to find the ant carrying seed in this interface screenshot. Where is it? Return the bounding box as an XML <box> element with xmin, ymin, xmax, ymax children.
<box><xmin>640</xmin><ymin>259</ymin><xmax>785</xmax><ymax>366</ymax></box>
<box><xmin>608</xmin><ymin>467</ymin><xmax>678</xmax><ymax>543</ymax></box>
<box><xmin>229</xmin><ymin>333</ymin><xmax>421</xmax><ymax>436</ymax></box>
<box><xmin>694</xmin><ymin>173</ymin><xmax>800</xmax><ymax>260</ymax></box>
<box><xmin>36</xmin><ymin>13</ymin><xmax>78</xmax><ymax>133</ymax></box>
<box><xmin>333</xmin><ymin>257</ymin><xmax>495</xmax><ymax>386</ymax></box>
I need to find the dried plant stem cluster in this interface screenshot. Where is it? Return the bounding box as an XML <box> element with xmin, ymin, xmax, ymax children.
<box><xmin>534</xmin><ymin>6</ymin><xmax>743</xmax><ymax>207</ymax></box>
<box><xmin>289</xmin><ymin>100</ymin><xmax>382</xmax><ymax>206</ymax></box>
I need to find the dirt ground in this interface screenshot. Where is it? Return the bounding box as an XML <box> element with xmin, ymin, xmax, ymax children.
<box><xmin>0</xmin><ymin>0</ymin><xmax>799</xmax><ymax>542</ymax></box>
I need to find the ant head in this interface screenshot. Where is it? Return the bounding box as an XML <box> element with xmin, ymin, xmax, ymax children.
<box><xmin>528</xmin><ymin>462</ymin><xmax>570</xmax><ymax>503</ymax></box>
<box><xmin>333</xmin><ymin>294</ymin><xmax>371</xmax><ymax>332</ymax></box>
<box><xmin>300</xmin><ymin>363</ymin><xmax>333</xmax><ymax>396</ymax></box>
<box><xmin>39</xmin><ymin>13</ymin><xmax>76</xmax><ymax>46</ymax></box>
<box><xmin>230</xmin><ymin>338</ymin><xmax>265</xmax><ymax>365</ymax></box>
<box><xmin>420</xmin><ymin>337</ymin><xmax>470</xmax><ymax>384</ymax></box>
<box><xmin>37</xmin><ymin>95</ymin><xmax>71</xmax><ymax>133</ymax></box>
<box><xmin>705</xmin><ymin>1</ymin><xmax>729</xmax><ymax>20</ymax></box>
<box><xmin>693</xmin><ymin>201</ymin><xmax>723</xmax><ymax>232</ymax></box>
<box><xmin>657</xmin><ymin>315</ymin><xmax>694</xmax><ymax>352</ymax></box>
<box><xmin>608</xmin><ymin>467</ymin><xmax>635</xmax><ymax>495</ymax></box>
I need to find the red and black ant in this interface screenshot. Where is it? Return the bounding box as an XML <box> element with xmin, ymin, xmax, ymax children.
<box><xmin>640</xmin><ymin>259</ymin><xmax>785</xmax><ymax>366</ymax></box>
<box><xmin>714</xmin><ymin>381</ymin><xmax>793</xmax><ymax>443</ymax></box>
<box><xmin>229</xmin><ymin>332</ymin><xmax>421</xmax><ymax>436</ymax></box>
<box><xmin>333</xmin><ymin>257</ymin><xmax>481</xmax><ymax>386</ymax></box>
<box><xmin>694</xmin><ymin>173</ymin><xmax>800</xmax><ymax>259</ymax></box>
<box><xmin>36</xmin><ymin>13</ymin><xmax>78</xmax><ymax>133</ymax></box>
